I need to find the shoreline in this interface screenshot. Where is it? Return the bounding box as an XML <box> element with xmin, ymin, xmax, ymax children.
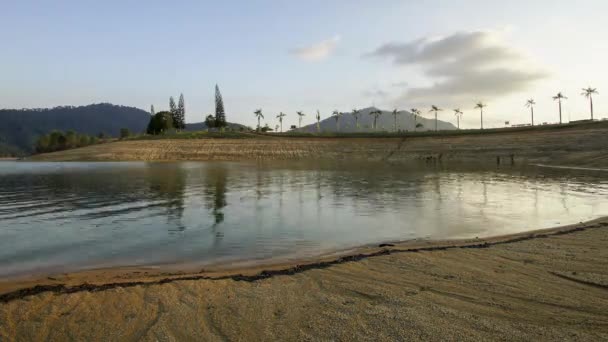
<box><xmin>2</xmin><ymin>216</ymin><xmax>607</xmax><ymax>303</ymax></box>
<box><xmin>534</xmin><ymin>163</ymin><xmax>608</xmax><ymax>172</ymax></box>
<box><xmin>2</xmin><ymin>217</ymin><xmax>608</xmax><ymax>340</ymax></box>
<box><xmin>26</xmin><ymin>121</ymin><xmax>608</xmax><ymax>168</ymax></box>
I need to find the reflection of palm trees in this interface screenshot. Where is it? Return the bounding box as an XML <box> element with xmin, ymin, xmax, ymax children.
<box><xmin>147</xmin><ymin>164</ymin><xmax>187</xmax><ymax>231</ymax></box>
<box><xmin>559</xmin><ymin>183</ymin><xmax>570</xmax><ymax>213</ymax></box>
<box><xmin>203</xmin><ymin>165</ymin><xmax>228</xmax><ymax>227</ymax></box>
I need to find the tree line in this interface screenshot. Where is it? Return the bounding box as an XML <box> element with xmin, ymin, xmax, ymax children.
<box><xmin>147</xmin><ymin>85</ymin><xmax>229</xmax><ymax>135</ymax></box>
<box><xmin>254</xmin><ymin>86</ymin><xmax>599</xmax><ymax>133</ymax></box>
<box><xmin>35</xmin><ymin>130</ymin><xmax>103</xmax><ymax>153</ymax></box>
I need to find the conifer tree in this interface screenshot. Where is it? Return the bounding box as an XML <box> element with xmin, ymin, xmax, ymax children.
<box><xmin>215</xmin><ymin>85</ymin><xmax>226</xmax><ymax>128</ymax></box>
<box><xmin>169</xmin><ymin>96</ymin><xmax>178</xmax><ymax>129</ymax></box>
<box><xmin>150</xmin><ymin>104</ymin><xmax>155</xmax><ymax>116</ymax></box>
<box><xmin>177</xmin><ymin>94</ymin><xmax>186</xmax><ymax>129</ymax></box>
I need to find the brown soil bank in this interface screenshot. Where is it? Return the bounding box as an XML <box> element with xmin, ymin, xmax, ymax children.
<box><xmin>31</xmin><ymin>121</ymin><xmax>608</xmax><ymax>167</ymax></box>
<box><xmin>1</xmin><ymin>220</ymin><xmax>607</xmax><ymax>340</ymax></box>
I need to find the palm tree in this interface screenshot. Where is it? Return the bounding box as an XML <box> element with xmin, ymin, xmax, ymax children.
<box><xmin>453</xmin><ymin>109</ymin><xmax>463</xmax><ymax>129</ymax></box>
<box><xmin>316</xmin><ymin>110</ymin><xmax>321</xmax><ymax>132</ymax></box>
<box><xmin>429</xmin><ymin>105</ymin><xmax>442</xmax><ymax>131</ymax></box>
<box><xmin>276</xmin><ymin>112</ymin><xmax>286</xmax><ymax>132</ymax></box>
<box><xmin>254</xmin><ymin>109</ymin><xmax>264</xmax><ymax>131</ymax></box>
<box><xmin>525</xmin><ymin>99</ymin><xmax>536</xmax><ymax>126</ymax></box>
<box><xmin>352</xmin><ymin>108</ymin><xmax>361</xmax><ymax>130</ymax></box>
<box><xmin>332</xmin><ymin>110</ymin><xmax>343</xmax><ymax>132</ymax></box>
<box><xmin>552</xmin><ymin>92</ymin><xmax>567</xmax><ymax>124</ymax></box>
<box><xmin>369</xmin><ymin>109</ymin><xmax>382</xmax><ymax>131</ymax></box>
<box><xmin>581</xmin><ymin>87</ymin><xmax>598</xmax><ymax>120</ymax></box>
<box><xmin>474</xmin><ymin>102</ymin><xmax>487</xmax><ymax>129</ymax></box>
<box><xmin>296</xmin><ymin>111</ymin><xmax>306</xmax><ymax>128</ymax></box>
<box><xmin>411</xmin><ymin>108</ymin><xmax>421</xmax><ymax>132</ymax></box>
<box><xmin>392</xmin><ymin>109</ymin><xmax>401</xmax><ymax>132</ymax></box>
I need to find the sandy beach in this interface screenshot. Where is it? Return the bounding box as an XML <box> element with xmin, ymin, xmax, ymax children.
<box><xmin>1</xmin><ymin>218</ymin><xmax>607</xmax><ymax>340</ymax></box>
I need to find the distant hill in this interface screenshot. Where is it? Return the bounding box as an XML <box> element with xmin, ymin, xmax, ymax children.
<box><xmin>185</xmin><ymin>122</ymin><xmax>249</xmax><ymax>131</ymax></box>
<box><xmin>0</xmin><ymin>103</ymin><xmax>247</xmax><ymax>154</ymax></box>
<box><xmin>0</xmin><ymin>142</ymin><xmax>22</xmax><ymax>157</ymax></box>
<box><xmin>0</xmin><ymin>103</ymin><xmax>151</xmax><ymax>153</ymax></box>
<box><xmin>295</xmin><ymin>107</ymin><xmax>457</xmax><ymax>133</ymax></box>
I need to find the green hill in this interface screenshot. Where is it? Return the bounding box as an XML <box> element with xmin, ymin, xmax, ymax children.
<box><xmin>0</xmin><ymin>103</ymin><xmax>152</xmax><ymax>154</ymax></box>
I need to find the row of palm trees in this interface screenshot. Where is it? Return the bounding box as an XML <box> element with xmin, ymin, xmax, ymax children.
<box><xmin>253</xmin><ymin>87</ymin><xmax>599</xmax><ymax>132</ymax></box>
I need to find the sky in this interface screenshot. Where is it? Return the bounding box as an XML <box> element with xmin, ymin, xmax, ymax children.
<box><xmin>1</xmin><ymin>0</ymin><xmax>607</xmax><ymax>129</ymax></box>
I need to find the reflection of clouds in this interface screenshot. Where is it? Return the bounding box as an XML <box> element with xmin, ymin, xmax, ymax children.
<box><xmin>2</xmin><ymin>161</ymin><xmax>607</xmax><ymax>277</ymax></box>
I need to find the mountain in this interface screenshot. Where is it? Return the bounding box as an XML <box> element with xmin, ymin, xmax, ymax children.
<box><xmin>0</xmin><ymin>103</ymin><xmax>247</xmax><ymax>154</ymax></box>
<box><xmin>0</xmin><ymin>142</ymin><xmax>22</xmax><ymax>157</ymax></box>
<box><xmin>0</xmin><ymin>103</ymin><xmax>152</xmax><ymax>154</ymax></box>
<box><xmin>295</xmin><ymin>107</ymin><xmax>457</xmax><ymax>133</ymax></box>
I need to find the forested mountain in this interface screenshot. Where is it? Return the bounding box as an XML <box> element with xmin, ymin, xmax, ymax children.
<box><xmin>0</xmin><ymin>103</ymin><xmax>151</xmax><ymax>154</ymax></box>
<box><xmin>0</xmin><ymin>142</ymin><xmax>22</xmax><ymax>157</ymax></box>
<box><xmin>0</xmin><ymin>103</ymin><xmax>248</xmax><ymax>155</ymax></box>
<box><xmin>296</xmin><ymin>107</ymin><xmax>457</xmax><ymax>133</ymax></box>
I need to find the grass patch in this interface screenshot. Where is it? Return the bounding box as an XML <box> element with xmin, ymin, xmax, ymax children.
<box><xmin>264</xmin><ymin>120</ymin><xmax>608</xmax><ymax>139</ymax></box>
<box><xmin>125</xmin><ymin>130</ymin><xmax>261</xmax><ymax>141</ymax></box>
<box><xmin>124</xmin><ymin>120</ymin><xmax>608</xmax><ymax>141</ymax></box>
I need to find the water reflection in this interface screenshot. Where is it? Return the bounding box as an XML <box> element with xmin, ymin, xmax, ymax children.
<box><xmin>201</xmin><ymin>164</ymin><xmax>228</xmax><ymax>247</ymax></box>
<box><xmin>0</xmin><ymin>161</ymin><xmax>606</xmax><ymax>278</ymax></box>
<box><xmin>146</xmin><ymin>164</ymin><xmax>187</xmax><ymax>231</ymax></box>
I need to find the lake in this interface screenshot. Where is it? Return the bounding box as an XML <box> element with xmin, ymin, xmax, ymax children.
<box><xmin>0</xmin><ymin>161</ymin><xmax>606</xmax><ymax>278</ymax></box>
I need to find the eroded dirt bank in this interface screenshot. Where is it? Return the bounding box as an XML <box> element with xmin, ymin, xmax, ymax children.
<box><xmin>30</xmin><ymin>122</ymin><xmax>608</xmax><ymax>168</ymax></box>
<box><xmin>1</xmin><ymin>219</ymin><xmax>607</xmax><ymax>341</ymax></box>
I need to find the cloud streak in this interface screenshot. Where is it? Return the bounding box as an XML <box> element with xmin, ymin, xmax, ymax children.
<box><xmin>368</xmin><ymin>30</ymin><xmax>549</xmax><ymax>106</ymax></box>
<box><xmin>290</xmin><ymin>35</ymin><xmax>341</xmax><ymax>62</ymax></box>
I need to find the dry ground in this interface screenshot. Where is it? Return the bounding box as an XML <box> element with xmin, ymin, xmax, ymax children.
<box><xmin>30</xmin><ymin>122</ymin><xmax>608</xmax><ymax>168</ymax></box>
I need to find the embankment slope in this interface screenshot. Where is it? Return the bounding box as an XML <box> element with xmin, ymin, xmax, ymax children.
<box><xmin>30</xmin><ymin>122</ymin><xmax>608</xmax><ymax>167</ymax></box>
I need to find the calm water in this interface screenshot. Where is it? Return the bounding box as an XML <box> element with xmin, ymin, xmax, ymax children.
<box><xmin>0</xmin><ymin>161</ymin><xmax>607</xmax><ymax>278</ymax></box>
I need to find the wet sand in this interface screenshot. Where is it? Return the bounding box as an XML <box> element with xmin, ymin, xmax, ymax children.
<box><xmin>1</xmin><ymin>218</ymin><xmax>607</xmax><ymax>340</ymax></box>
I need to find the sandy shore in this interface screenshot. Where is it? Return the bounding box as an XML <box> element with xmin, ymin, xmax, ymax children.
<box><xmin>1</xmin><ymin>219</ymin><xmax>607</xmax><ymax>340</ymax></box>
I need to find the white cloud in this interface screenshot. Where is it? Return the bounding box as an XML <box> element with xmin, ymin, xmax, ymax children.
<box><xmin>290</xmin><ymin>35</ymin><xmax>341</xmax><ymax>62</ymax></box>
<box><xmin>391</xmin><ymin>81</ymin><xmax>409</xmax><ymax>88</ymax></box>
<box><xmin>367</xmin><ymin>30</ymin><xmax>549</xmax><ymax>107</ymax></box>
<box><xmin>362</xmin><ymin>89</ymin><xmax>389</xmax><ymax>98</ymax></box>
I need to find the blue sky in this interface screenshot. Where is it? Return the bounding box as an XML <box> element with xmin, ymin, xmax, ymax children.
<box><xmin>2</xmin><ymin>0</ymin><xmax>607</xmax><ymax>128</ymax></box>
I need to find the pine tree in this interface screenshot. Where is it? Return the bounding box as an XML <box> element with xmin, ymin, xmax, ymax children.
<box><xmin>177</xmin><ymin>94</ymin><xmax>186</xmax><ymax>129</ymax></box>
<box><xmin>150</xmin><ymin>105</ymin><xmax>155</xmax><ymax>116</ymax></box>
<box><xmin>169</xmin><ymin>96</ymin><xmax>178</xmax><ymax>129</ymax></box>
<box><xmin>215</xmin><ymin>84</ymin><xmax>226</xmax><ymax>128</ymax></box>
